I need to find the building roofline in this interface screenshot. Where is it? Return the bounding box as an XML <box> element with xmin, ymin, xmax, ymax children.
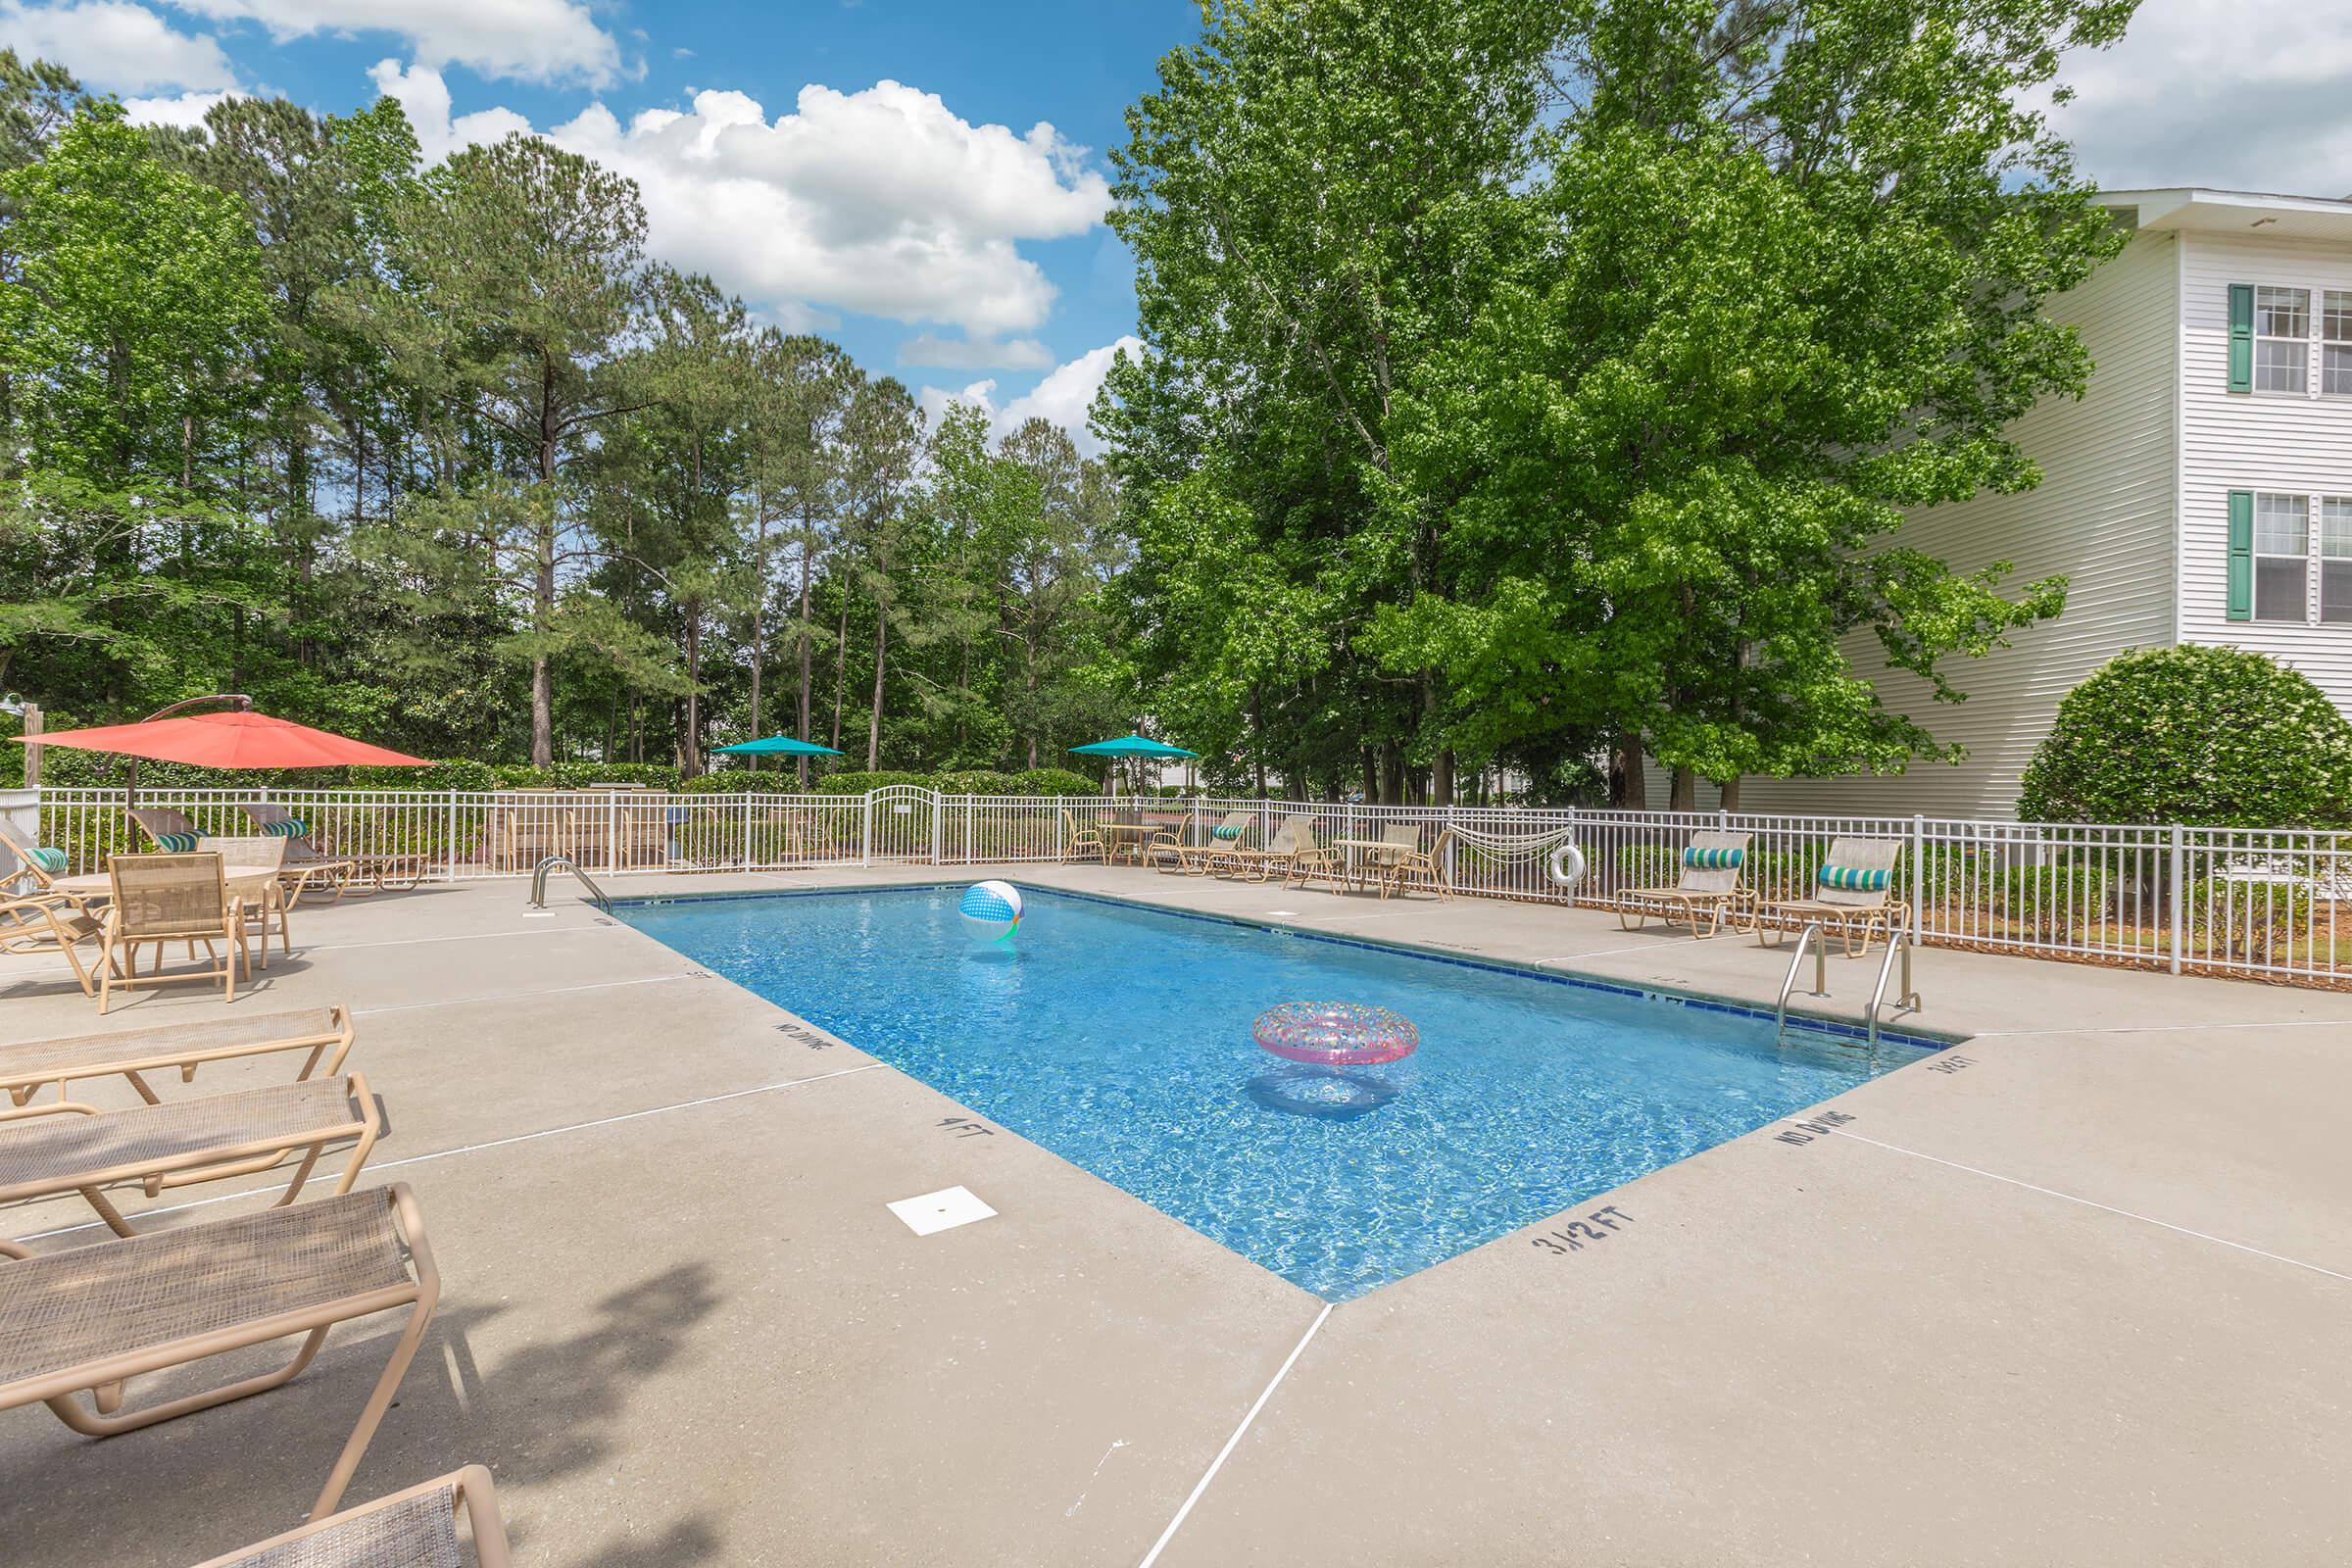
<box><xmin>2097</xmin><ymin>188</ymin><xmax>2352</xmax><ymax>241</ymax></box>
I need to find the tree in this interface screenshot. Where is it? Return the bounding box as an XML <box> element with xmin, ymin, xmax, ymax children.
<box><xmin>833</xmin><ymin>375</ymin><xmax>922</xmax><ymax>769</ymax></box>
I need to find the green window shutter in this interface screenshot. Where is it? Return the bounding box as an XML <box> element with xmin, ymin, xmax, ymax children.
<box><xmin>2228</xmin><ymin>284</ymin><xmax>2254</xmax><ymax>393</ymax></box>
<box><xmin>2227</xmin><ymin>490</ymin><xmax>2253</xmax><ymax>620</ymax></box>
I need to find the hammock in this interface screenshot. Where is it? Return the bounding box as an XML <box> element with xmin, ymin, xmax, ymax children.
<box><xmin>1446</xmin><ymin>823</ymin><xmax>1588</xmax><ymax>890</ymax></box>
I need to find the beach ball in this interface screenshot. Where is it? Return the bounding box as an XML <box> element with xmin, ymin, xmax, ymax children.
<box><xmin>957</xmin><ymin>880</ymin><xmax>1023</xmax><ymax>942</ymax></box>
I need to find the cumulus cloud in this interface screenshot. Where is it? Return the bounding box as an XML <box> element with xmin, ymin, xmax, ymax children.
<box><xmin>122</xmin><ymin>85</ymin><xmax>237</xmax><ymax>126</ymax></box>
<box><xmin>898</xmin><ymin>334</ymin><xmax>1055</xmax><ymax>371</ymax></box>
<box><xmin>0</xmin><ymin>0</ymin><xmax>235</xmax><ymax>93</ymax></box>
<box><xmin>372</xmin><ymin>67</ymin><xmax>1113</xmax><ymax>339</ymax></box>
<box><xmin>2053</xmin><ymin>0</ymin><xmax>2352</xmax><ymax>196</ymax></box>
<box><xmin>170</xmin><ymin>0</ymin><xmax>620</xmax><ymax>86</ymax></box>
<box><xmin>918</xmin><ymin>335</ymin><xmax>1142</xmax><ymax>456</ymax></box>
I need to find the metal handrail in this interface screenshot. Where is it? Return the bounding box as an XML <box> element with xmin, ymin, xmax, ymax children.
<box><xmin>529</xmin><ymin>855</ymin><xmax>611</xmax><ymax>913</ymax></box>
<box><xmin>1774</xmin><ymin>921</ymin><xmax>1829</xmax><ymax>1042</ymax></box>
<box><xmin>1865</xmin><ymin>908</ymin><xmax>1924</xmax><ymax>1047</ymax></box>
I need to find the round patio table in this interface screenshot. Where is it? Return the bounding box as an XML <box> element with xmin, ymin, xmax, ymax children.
<box><xmin>53</xmin><ymin>865</ymin><xmax>292</xmax><ymax>969</ymax></box>
<box><xmin>1093</xmin><ymin>821</ymin><xmax>1165</xmax><ymax>865</ymax></box>
<box><xmin>1327</xmin><ymin>837</ymin><xmax>1411</xmax><ymax>894</ymax></box>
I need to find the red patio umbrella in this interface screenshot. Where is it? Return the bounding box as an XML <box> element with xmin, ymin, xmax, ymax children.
<box><xmin>16</xmin><ymin>710</ymin><xmax>429</xmax><ymax>769</ymax></box>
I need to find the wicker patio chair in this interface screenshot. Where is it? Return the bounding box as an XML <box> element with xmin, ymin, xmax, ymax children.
<box><xmin>1</xmin><ymin>894</ymin><xmax>105</xmax><ymax>999</ymax></box>
<box><xmin>0</xmin><ymin>1004</ymin><xmax>356</xmax><ymax>1109</ymax></box>
<box><xmin>1058</xmin><ymin>808</ymin><xmax>1105</xmax><ymax>863</ymax></box>
<box><xmin>1614</xmin><ymin>830</ymin><xmax>1753</xmax><ymax>939</ymax></box>
<box><xmin>99</xmin><ymin>852</ymin><xmax>249</xmax><ymax>1013</ymax></box>
<box><xmin>0</xmin><ymin>1074</ymin><xmax>380</xmax><ymax>1238</ymax></box>
<box><xmin>1379</xmin><ymin>826</ymin><xmax>1454</xmax><ymax>901</ymax></box>
<box><xmin>1746</xmin><ymin>836</ymin><xmax>1906</xmax><ymax>956</ymax></box>
<box><xmin>0</xmin><ymin>1183</ymin><xmax>440</xmax><ymax>1521</ymax></box>
<box><xmin>189</xmin><ymin>1465</ymin><xmax>512</xmax><ymax>1568</ymax></box>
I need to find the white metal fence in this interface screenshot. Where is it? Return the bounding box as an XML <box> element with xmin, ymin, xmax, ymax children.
<box><xmin>23</xmin><ymin>787</ymin><xmax>2352</xmax><ymax>987</ymax></box>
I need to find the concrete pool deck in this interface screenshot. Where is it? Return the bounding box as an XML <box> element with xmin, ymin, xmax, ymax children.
<box><xmin>1</xmin><ymin>863</ymin><xmax>2347</xmax><ymax>1565</ymax></box>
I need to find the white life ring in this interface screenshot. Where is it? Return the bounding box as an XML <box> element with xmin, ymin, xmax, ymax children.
<box><xmin>1546</xmin><ymin>841</ymin><xmax>1587</xmax><ymax>890</ymax></box>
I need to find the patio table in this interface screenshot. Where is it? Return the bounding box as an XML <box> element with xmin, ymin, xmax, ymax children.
<box><xmin>53</xmin><ymin>865</ymin><xmax>291</xmax><ymax>971</ymax></box>
<box><xmin>1328</xmin><ymin>837</ymin><xmax>1411</xmax><ymax>895</ymax></box>
<box><xmin>1094</xmin><ymin>821</ymin><xmax>1165</xmax><ymax>865</ymax></box>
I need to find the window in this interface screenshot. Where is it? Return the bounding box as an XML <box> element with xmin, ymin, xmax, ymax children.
<box><xmin>2253</xmin><ymin>492</ymin><xmax>2309</xmax><ymax>620</ymax></box>
<box><xmin>2327</xmin><ymin>292</ymin><xmax>2352</xmax><ymax>396</ymax></box>
<box><xmin>2255</xmin><ymin>287</ymin><xmax>2310</xmax><ymax>392</ymax></box>
<box><xmin>2326</xmin><ymin>499</ymin><xmax>2352</xmax><ymax>623</ymax></box>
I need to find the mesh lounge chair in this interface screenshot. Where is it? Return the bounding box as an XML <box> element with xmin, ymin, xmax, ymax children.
<box><xmin>1058</xmin><ymin>808</ymin><xmax>1105</xmax><ymax>863</ymax></box>
<box><xmin>1379</xmin><ymin>826</ymin><xmax>1454</xmax><ymax>901</ymax></box>
<box><xmin>1</xmin><ymin>1004</ymin><xmax>356</xmax><ymax>1109</ymax></box>
<box><xmin>189</xmin><ymin>1466</ymin><xmax>511</xmax><ymax>1568</ymax></box>
<box><xmin>1284</xmin><ymin>817</ymin><xmax>1346</xmax><ymax>892</ymax></box>
<box><xmin>0</xmin><ymin>1074</ymin><xmax>381</xmax><ymax>1238</ymax></box>
<box><xmin>1614</xmin><ymin>830</ymin><xmax>1753</xmax><ymax>939</ymax></box>
<box><xmin>99</xmin><ymin>852</ymin><xmax>250</xmax><ymax>1014</ymax></box>
<box><xmin>0</xmin><ymin>1184</ymin><xmax>440</xmax><ymax>1522</ymax></box>
<box><xmin>0</xmin><ymin>820</ymin><xmax>102</xmax><ymax>923</ymax></box>
<box><xmin>1747</xmin><ymin>836</ymin><xmax>1905</xmax><ymax>956</ymax></box>
<box><xmin>1</xmin><ymin>894</ymin><xmax>105</xmax><ymax>999</ymax></box>
<box><xmin>1227</xmin><ymin>812</ymin><xmax>1321</xmax><ymax>884</ymax></box>
<box><xmin>1186</xmin><ymin>810</ymin><xmax>1257</xmax><ymax>876</ymax></box>
<box><xmin>241</xmin><ymin>801</ymin><xmax>404</xmax><ymax>900</ymax></box>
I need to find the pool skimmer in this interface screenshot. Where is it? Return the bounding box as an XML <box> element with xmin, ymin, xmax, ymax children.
<box><xmin>888</xmin><ymin>1185</ymin><xmax>997</xmax><ymax>1237</ymax></box>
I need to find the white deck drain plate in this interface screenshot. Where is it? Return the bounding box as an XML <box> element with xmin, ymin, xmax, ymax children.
<box><xmin>888</xmin><ymin>1185</ymin><xmax>997</xmax><ymax>1237</ymax></box>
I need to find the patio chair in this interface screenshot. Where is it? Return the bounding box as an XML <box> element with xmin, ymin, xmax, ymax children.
<box><xmin>1</xmin><ymin>894</ymin><xmax>105</xmax><ymax>998</ymax></box>
<box><xmin>0</xmin><ymin>1004</ymin><xmax>356</xmax><ymax>1108</ymax></box>
<box><xmin>98</xmin><ymin>852</ymin><xmax>250</xmax><ymax>1014</ymax></box>
<box><xmin>0</xmin><ymin>820</ymin><xmax>101</xmax><ymax>922</ymax></box>
<box><xmin>1219</xmin><ymin>813</ymin><xmax>1315</xmax><ymax>883</ymax></box>
<box><xmin>1144</xmin><ymin>810</ymin><xmax>1196</xmax><ymax>874</ymax></box>
<box><xmin>1058</xmin><ymin>808</ymin><xmax>1105</xmax><ymax>863</ymax></box>
<box><xmin>241</xmin><ymin>804</ymin><xmax>407</xmax><ymax>903</ymax></box>
<box><xmin>189</xmin><ymin>1465</ymin><xmax>511</xmax><ymax>1568</ymax></box>
<box><xmin>1614</xmin><ymin>830</ymin><xmax>1752</xmax><ymax>939</ymax></box>
<box><xmin>197</xmin><ymin>834</ymin><xmax>293</xmax><ymax>967</ymax></box>
<box><xmin>1747</xmin><ymin>836</ymin><xmax>1905</xmax><ymax>956</ymax></box>
<box><xmin>0</xmin><ymin>1184</ymin><xmax>439</xmax><ymax>1522</ymax></box>
<box><xmin>1186</xmin><ymin>810</ymin><xmax>1257</xmax><ymax>876</ymax></box>
<box><xmin>1284</xmin><ymin>817</ymin><xmax>1347</xmax><ymax>892</ymax></box>
<box><xmin>1380</xmin><ymin>826</ymin><xmax>1454</xmax><ymax>902</ymax></box>
<box><xmin>0</xmin><ymin>1074</ymin><xmax>381</xmax><ymax>1238</ymax></box>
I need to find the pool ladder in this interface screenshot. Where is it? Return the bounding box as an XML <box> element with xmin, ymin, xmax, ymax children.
<box><xmin>529</xmin><ymin>855</ymin><xmax>612</xmax><ymax>914</ymax></box>
<box><xmin>1773</xmin><ymin>910</ymin><xmax>1924</xmax><ymax>1048</ymax></box>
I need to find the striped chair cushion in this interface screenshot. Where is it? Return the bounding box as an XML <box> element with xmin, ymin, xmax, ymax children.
<box><xmin>1682</xmin><ymin>846</ymin><xmax>1743</xmax><ymax>871</ymax></box>
<box><xmin>260</xmin><ymin>818</ymin><xmax>308</xmax><ymax>838</ymax></box>
<box><xmin>153</xmin><ymin>832</ymin><xmax>201</xmax><ymax>853</ymax></box>
<box><xmin>1820</xmin><ymin>864</ymin><xmax>1890</xmax><ymax>893</ymax></box>
<box><xmin>1211</xmin><ymin>824</ymin><xmax>1246</xmax><ymax>840</ymax></box>
<box><xmin>26</xmin><ymin>847</ymin><xmax>68</xmax><ymax>875</ymax></box>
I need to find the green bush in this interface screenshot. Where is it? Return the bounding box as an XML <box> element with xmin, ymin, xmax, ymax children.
<box><xmin>809</xmin><ymin>768</ymin><xmax>1099</xmax><ymax>798</ymax></box>
<box><xmin>1993</xmin><ymin>861</ymin><xmax>2109</xmax><ymax>927</ymax></box>
<box><xmin>2018</xmin><ymin>646</ymin><xmax>2352</xmax><ymax>827</ymax></box>
<box><xmin>2184</xmin><ymin>873</ymin><xmax>2318</xmax><ymax>958</ymax></box>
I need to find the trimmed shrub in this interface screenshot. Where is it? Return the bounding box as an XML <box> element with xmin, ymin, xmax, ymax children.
<box><xmin>2184</xmin><ymin>873</ymin><xmax>2319</xmax><ymax>960</ymax></box>
<box><xmin>1993</xmin><ymin>862</ymin><xmax>2109</xmax><ymax>931</ymax></box>
<box><xmin>2018</xmin><ymin>646</ymin><xmax>2352</xmax><ymax>827</ymax></box>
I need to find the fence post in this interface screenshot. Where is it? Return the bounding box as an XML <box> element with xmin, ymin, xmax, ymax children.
<box><xmin>741</xmin><ymin>791</ymin><xmax>754</xmax><ymax>871</ymax></box>
<box><xmin>1911</xmin><ymin>814</ymin><xmax>1925</xmax><ymax>938</ymax></box>
<box><xmin>930</xmin><ymin>794</ymin><xmax>943</xmax><ymax>866</ymax></box>
<box><xmin>1054</xmin><ymin>807</ymin><xmax>1063</xmax><ymax>861</ymax></box>
<box><xmin>607</xmin><ymin>792</ymin><xmax>620</xmax><ymax>876</ymax></box>
<box><xmin>443</xmin><ymin>790</ymin><xmax>459</xmax><ymax>884</ymax></box>
<box><xmin>2169</xmin><ymin>823</ymin><xmax>2185</xmax><ymax>975</ymax></box>
<box><xmin>861</xmin><ymin>790</ymin><xmax>873</xmax><ymax>867</ymax></box>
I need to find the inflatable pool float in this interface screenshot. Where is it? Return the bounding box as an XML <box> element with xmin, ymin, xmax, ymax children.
<box><xmin>1251</xmin><ymin>1001</ymin><xmax>1419</xmax><ymax>1066</ymax></box>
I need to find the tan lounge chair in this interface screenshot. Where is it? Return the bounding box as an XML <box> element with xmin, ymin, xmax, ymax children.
<box><xmin>1284</xmin><ymin>818</ymin><xmax>1346</xmax><ymax>892</ymax></box>
<box><xmin>1380</xmin><ymin>826</ymin><xmax>1453</xmax><ymax>901</ymax></box>
<box><xmin>0</xmin><ymin>1074</ymin><xmax>381</xmax><ymax>1237</ymax></box>
<box><xmin>1748</xmin><ymin>836</ymin><xmax>1905</xmax><ymax>956</ymax></box>
<box><xmin>190</xmin><ymin>1465</ymin><xmax>511</xmax><ymax>1568</ymax></box>
<box><xmin>1615</xmin><ymin>830</ymin><xmax>1753</xmax><ymax>939</ymax></box>
<box><xmin>1058</xmin><ymin>808</ymin><xmax>1105</xmax><ymax>863</ymax></box>
<box><xmin>0</xmin><ymin>820</ymin><xmax>102</xmax><ymax>922</ymax></box>
<box><xmin>0</xmin><ymin>1183</ymin><xmax>440</xmax><ymax>1521</ymax></box>
<box><xmin>1</xmin><ymin>894</ymin><xmax>105</xmax><ymax>999</ymax></box>
<box><xmin>1222</xmin><ymin>814</ymin><xmax>1314</xmax><ymax>883</ymax></box>
<box><xmin>1187</xmin><ymin>810</ymin><xmax>1256</xmax><ymax>875</ymax></box>
<box><xmin>1</xmin><ymin>1004</ymin><xmax>356</xmax><ymax>1108</ymax></box>
<box><xmin>99</xmin><ymin>852</ymin><xmax>250</xmax><ymax>1014</ymax></box>
<box><xmin>241</xmin><ymin>801</ymin><xmax>409</xmax><ymax>900</ymax></box>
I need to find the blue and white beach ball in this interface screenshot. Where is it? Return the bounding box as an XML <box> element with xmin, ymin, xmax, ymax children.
<box><xmin>957</xmin><ymin>880</ymin><xmax>1023</xmax><ymax>942</ymax></box>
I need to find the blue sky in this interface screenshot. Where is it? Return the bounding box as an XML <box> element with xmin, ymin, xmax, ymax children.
<box><xmin>0</xmin><ymin>0</ymin><xmax>1200</xmax><ymax>447</ymax></box>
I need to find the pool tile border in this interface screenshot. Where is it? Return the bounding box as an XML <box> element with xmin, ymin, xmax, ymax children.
<box><xmin>612</xmin><ymin>880</ymin><xmax>1960</xmax><ymax>1054</ymax></box>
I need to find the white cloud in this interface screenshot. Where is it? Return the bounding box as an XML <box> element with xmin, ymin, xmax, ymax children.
<box><xmin>2054</xmin><ymin>0</ymin><xmax>2352</xmax><ymax>196</ymax></box>
<box><xmin>122</xmin><ymin>85</ymin><xmax>237</xmax><ymax>126</ymax></box>
<box><xmin>0</xmin><ymin>0</ymin><xmax>235</xmax><ymax>93</ymax></box>
<box><xmin>372</xmin><ymin>68</ymin><xmax>1113</xmax><ymax>339</ymax></box>
<box><xmin>898</xmin><ymin>334</ymin><xmax>1055</xmax><ymax>371</ymax></box>
<box><xmin>918</xmin><ymin>335</ymin><xmax>1141</xmax><ymax>456</ymax></box>
<box><xmin>170</xmin><ymin>0</ymin><xmax>620</xmax><ymax>86</ymax></box>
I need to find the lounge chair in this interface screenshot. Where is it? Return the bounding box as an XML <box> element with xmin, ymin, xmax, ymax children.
<box><xmin>1284</xmin><ymin>818</ymin><xmax>1346</xmax><ymax>892</ymax></box>
<box><xmin>0</xmin><ymin>820</ymin><xmax>101</xmax><ymax>922</ymax></box>
<box><xmin>0</xmin><ymin>1184</ymin><xmax>440</xmax><ymax>1521</ymax></box>
<box><xmin>1058</xmin><ymin>808</ymin><xmax>1105</xmax><ymax>863</ymax></box>
<box><xmin>98</xmin><ymin>852</ymin><xmax>250</xmax><ymax>1013</ymax></box>
<box><xmin>241</xmin><ymin>801</ymin><xmax>406</xmax><ymax>899</ymax></box>
<box><xmin>190</xmin><ymin>1466</ymin><xmax>511</xmax><ymax>1568</ymax></box>
<box><xmin>0</xmin><ymin>1074</ymin><xmax>381</xmax><ymax>1237</ymax></box>
<box><xmin>1614</xmin><ymin>830</ymin><xmax>1753</xmax><ymax>939</ymax></box>
<box><xmin>1</xmin><ymin>894</ymin><xmax>105</xmax><ymax>999</ymax></box>
<box><xmin>1187</xmin><ymin>810</ymin><xmax>1257</xmax><ymax>876</ymax></box>
<box><xmin>1227</xmin><ymin>812</ymin><xmax>1319</xmax><ymax>883</ymax></box>
<box><xmin>1380</xmin><ymin>826</ymin><xmax>1454</xmax><ymax>901</ymax></box>
<box><xmin>1747</xmin><ymin>836</ymin><xmax>1905</xmax><ymax>956</ymax></box>
<box><xmin>0</xmin><ymin>1004</ymin><xmax>356</xmax><ymax>1108</ymax></box>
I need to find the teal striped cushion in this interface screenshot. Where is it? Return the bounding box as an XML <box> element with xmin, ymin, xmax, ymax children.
<box><xmin>1820</xmin><ymin>864</ymin><xmax>1890</xmax><ymax>893</ymax></box>
<box><xmin>153</xmin><ymin>832</ymin><xmax>200</xmax><ymax>853</ymax></box>
<box><xmin>1682</xmin><ymin>846</ymin><xmax>1743</xmax><ymax>871</ymax></box>
<box><xmin>260</xmin><ymin>817</ymin><xmax>308</xmax><ymax>838</ymax></box>
<box><xmin>1212</xmin><ymin>824</ymin><xmax>1245</xmax><ymax>840</ymax></box>
<box><xmin>26</xmin><ymin>846</ymin><xmax>68</xmax><ymax>875</ymax></box>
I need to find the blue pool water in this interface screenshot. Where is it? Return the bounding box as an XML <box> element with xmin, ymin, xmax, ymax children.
<box><xmin>617</xmin><ymin>886</ymin><xmax>1931</xmax><ymax>1299</ymax></box>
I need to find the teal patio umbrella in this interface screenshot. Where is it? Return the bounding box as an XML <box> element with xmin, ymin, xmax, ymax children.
<box><xmin>1070</xmin><ymin>733</ymin><xmax>1199</xmax><ymax>797</ymax></box>
<box><xmin>713</xmin><ymin>735</ymin><xmax>845</xmax><ymax>758</ymax></box>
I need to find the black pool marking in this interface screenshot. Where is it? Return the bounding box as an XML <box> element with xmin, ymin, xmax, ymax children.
<box><xmin>1530</xmin><ymin>1203</ymin><xmax>1632</xmax><ymax>1255</ymax></box>
<box><xmin>1773</xmin><ymin>1108</ymin><xmax>1857</xmax><ymax>1146</ymax></box>
<box><xmin>1924</xmin><ymin>1054</ymin><xmax>1978</xmax><ymax>1075</ymax></box>
<box><xmin>937</xmin><ymin>1115</ymin><xmax>996</xmax><ymax>1139</ymax></box>
<box><xmin>773</xmin><ymin>1021</ymin><xmax>840</xmax><ymax>1051</ymax></box>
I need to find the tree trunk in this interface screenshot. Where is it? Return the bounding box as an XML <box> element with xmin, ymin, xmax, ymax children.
<box><xmin>1717</xmin><ymin>776</ymin><xmax>1741</xmax><ymax>812</ymax></box>
<box><xmin>1433</xmin><ymin>748</ymin><xmax>1454</xmax><ymax>808</ymax></box>
<box><xmin>1360</xmin><ymin>748</ymin><xmax>1377</xmax><ymax>803</ymax></box>
<box><xmin>680</xmin><ymin>603</ymin><xmax>703</xmax><ymax>778</ymax></box>
<box><xmin>749</xmin><ymin>481</ymin><xmax>767</xmax><ymax>773</ymax></box>
<box><xmin>798</xmin><ymin>522</ymin><xmax>815</xmax><ymax>743</ymax></box>
<box><xmin>1612</xmin><ymin>731</ymin><xmax>1646</xmax><ymax>809</ymax></box>
<box><xmin>1669</xmin><ymin>766</ymin><xmax>1696</xmax><ymax>812</ymax></box>
<box><xmin>830</xmin><ymin>592</ymin><xmax>852</xmax><ymax>755</ymax></box>
<box><xmin>865</xmin><ymin>610</ymin><xmax>887</xmax><ymax>770</ymax></box>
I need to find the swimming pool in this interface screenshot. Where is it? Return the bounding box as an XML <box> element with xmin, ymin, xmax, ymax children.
<box><xmin>617</xmin><ymin>885</ymin><xmax>1935</xmax><ymax>1299</ymax></box>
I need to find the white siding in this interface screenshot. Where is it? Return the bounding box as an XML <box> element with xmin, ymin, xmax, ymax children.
<box><xmin>1697</xmin><ymin>229</ymin><xmax>2183</xmax><ymax>817</ymax></box>
<box><xmin>2176</xmin><ymin>231</ymin><xmax>2352</xmax><ymax>700</ymax></box>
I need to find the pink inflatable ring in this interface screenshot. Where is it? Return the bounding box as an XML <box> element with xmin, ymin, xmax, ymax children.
<box><xmin>1252</xmin><ymin>1002</ymin><xmax>1420</xmax><ymax>1067</ymax></box>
